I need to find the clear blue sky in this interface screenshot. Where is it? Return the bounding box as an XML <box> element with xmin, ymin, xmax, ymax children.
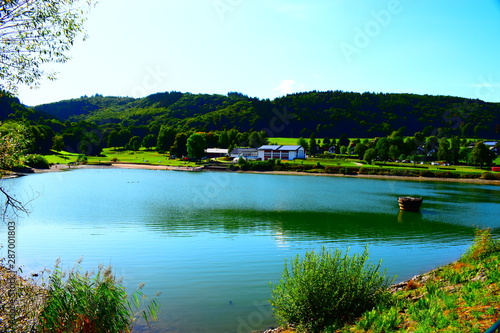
<box><xmin>17</xmin><ymin>0</ymin><xmax>500</xmax><ymax>106</ymax></box>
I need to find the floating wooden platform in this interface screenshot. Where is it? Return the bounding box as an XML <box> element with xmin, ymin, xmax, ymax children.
<box><xmin>398</xmin><ymin>196</ymin><xmax>423</xmax><ymax>212</ymax></box>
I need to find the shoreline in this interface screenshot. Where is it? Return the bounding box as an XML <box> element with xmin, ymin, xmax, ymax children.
<box><xmin>17</xmin><ymin>162</ymin><xmax>500</xmax><ymax>186</ymax></box>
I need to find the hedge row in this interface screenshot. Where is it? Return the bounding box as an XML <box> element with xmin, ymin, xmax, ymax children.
<box><xmin>235</xmin><ymin>160</ymin><xmax>500</xmax><ymax>180</ymax></box>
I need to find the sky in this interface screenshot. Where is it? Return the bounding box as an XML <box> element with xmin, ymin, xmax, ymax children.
<box><xmin>16</xmin><ymin>0</ymin><xmax>500</xmax><ymax>106</ymax></box>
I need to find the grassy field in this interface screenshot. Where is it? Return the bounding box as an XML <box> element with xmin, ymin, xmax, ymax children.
<box><xmin>44</xmin><ymin>149</ymin><xmax>199</xmax><ymax>167</ymax></box>
<box><xmin>269</xmin><ymin>137</ymin><xmax>301</xmax><ymax>145</ymax></box>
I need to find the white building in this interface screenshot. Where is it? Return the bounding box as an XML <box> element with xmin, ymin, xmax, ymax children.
<box><xmin>205</xmin><ymin>148</ymin><xmax>229</xmax><ymax>158</ymax></box>
<box><xmin>257</xmin><ymin>145</ymin><xmax>306</xmax><ymax>161</ymax></box>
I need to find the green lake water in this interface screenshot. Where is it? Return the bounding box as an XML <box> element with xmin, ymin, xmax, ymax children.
<box><xmin>2</xmin><ymin>168</ymin><xmax>499</xmax><ymax>332</ymax></box>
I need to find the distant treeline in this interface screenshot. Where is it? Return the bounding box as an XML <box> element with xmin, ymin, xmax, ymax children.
<box><xmin>26</xmin><ymin>90</ymin><xmax>500</xmax><ymax>139</ymax></box>
<box><xmin>0</xmin><ymin>90</ymin><xmax>499</xmax><ymax>162</ymax></box>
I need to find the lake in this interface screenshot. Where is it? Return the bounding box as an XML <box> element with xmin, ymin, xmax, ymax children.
<box><xmin>2</xmin><ymin>168</ymin><xmax>500</xmax><ymax>332</ymax></box>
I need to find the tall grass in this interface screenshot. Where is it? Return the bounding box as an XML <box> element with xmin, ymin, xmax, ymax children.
<box><xmin>269</xmin><ymin>246</ymin><xmax>395</xmax><ymax>332</ymax></box>
<box><xmin>37</xmin><ymin>259</ymin><xmax>159</xmax><ymax>333</ymax></box>
<box><xmin>461</xmin><ymin>229</ymin><xmax>500</xmax><ymax>261</ymax></box>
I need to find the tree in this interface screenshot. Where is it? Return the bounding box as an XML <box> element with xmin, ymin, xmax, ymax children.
<box><xmin>117</xmin><ymin>128</ymin><xmax>132</xmax><ymax>148</ymax></box>
<box><xmin>156</xmin><ymin>125</ymin><xmax>176</xmax><ymax>153</ymax></box>
<box><xmin>353</xmin><ymin>143</ymin><xmax>368</xmax><ymax>160</ymax></box>
<box><xmin>449</xmin><ymin>136</ymin><xmax>461</xmax><ymax>165</ymax></box>
<box><xmin>170</xmin><ymin>132</ymin><xmax>188</xmax><ymax>157</ymax></box>
<box><xmin>141</xmin><ymin>134</ymin><xmax>156</xmax><ymax>150</ymax></box>
<box><xmin>297</xmin><ymin>137</ymin><xmax>309</xmax><ymax>153</ymax></box>
<box><xmin>470</xmin><ymin>142</ymin><xmax>495</xmax><ymax>169</ymax></box>
<box><xmin>404</xmin><ymin>137</ymin><xmax>418</xmax><ymax>156</ymax></box>
<box><xmin>338</xmin><ymin>133</ymin><xmax>350</xmax><ymax>147</ymax></box>
<box><xmin>321</xmin><ymin>137</ymin><xmax>331</xmax><ymax>151</ymax></box>
<box><xmin>218</xmin><ymin>130</ymin><xmax>230</xmax><ymax>148</ymax></box>
<box><xmin>0</xmin><ymin>121</ymin><xmax>30</xmax><ymax>170</ymax></box>
<box><xmin>437</xmin><ymin>137</ymin><xmax>450</xmax><ymax>162</ymax></box>
<box><xmin>126</xmin><ymin>136</ymin><xmax>142</xmax><ymax>151</ymax></box>
<box><xmin>413</xmin><ymin>131</ymin><xmax>425</xmax><ymax>145</ymax></box>
<box><xmin>52</xmin><ymin>134</ymin><xmax>65</xmax><ymax>151</ymax></box>
<box><xmin>107</xmin><ymin>130</ymin><xmax>120</xmax><ymax>148</ymax></box>
<box><xmin>0</xmin><ymin>0</ymin><xmax>95</xmax><ymax>93</ymax></box>
<box><xmin>186</xmin><ymin>133</ymin><xmax>207</xmax><ymax>160</ymax></box>
<box><xmin>309</xmin><ymin>133</ymin><xmax>317</xmax><ymax>155</ymax></box>
<box><xmin>388</xmin><ymin>145</ymin><xmax>400</xmax><ymax>160</ymax></box>
<box><xmin>375</xmin><ymin>137</ymin><xmax>390</xmax><ymax>162</ymax></box>
<box><xmin>425</xmin><ymin>136</ymin><xmax>438</xmax><ymax>155</ymax></box>
<box><xmin>249</xmin><ymin>131</ymin><xmax>268</xmax><ymax>148</ymax></box>
<box><xmin>363</xmin><ymin>148</ymin><xmax>376</xmax><ymax>164</ymax></box>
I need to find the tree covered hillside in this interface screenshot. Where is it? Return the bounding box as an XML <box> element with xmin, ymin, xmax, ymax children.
<box><xmin>33</xmin><ymin>91</ymin><xmax>500</xmax><ymax>139</ymax></box>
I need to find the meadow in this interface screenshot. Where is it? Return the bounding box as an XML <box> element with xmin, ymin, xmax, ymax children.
<box><xmin>40</xmin><ymin>136</ymin><xmax>500</xmax><ymax>179</ymax></box>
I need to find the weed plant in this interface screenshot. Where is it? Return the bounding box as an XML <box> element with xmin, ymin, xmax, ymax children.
<box><xmin>269</xmin><ymin>246</ymin><xmax>394</xmax><ymax>332</ymax></box>
<box><xmin>462</xmin><ymin>229</ymin><xmax>500</xmax><ymax>261</ymax></box>
<box><xmin>37</xmin><ymin>259</ymin><xmax>159</xmax><ymax>333</ymax></box>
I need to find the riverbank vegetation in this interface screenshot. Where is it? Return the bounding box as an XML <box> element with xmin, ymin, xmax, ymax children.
<box><xmin>0</xmin><ymin>259</ymin><xmax>159</xmax><ymax>332</ymax></box>
<box><xmin>269</xmin><ymin>229</ymin><xmax>500</xmax><ymax>333</ymax></box>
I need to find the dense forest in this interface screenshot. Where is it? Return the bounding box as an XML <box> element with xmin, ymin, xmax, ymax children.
<box><xmin>30</xmin><ymin>90</ymin><xmax>500</xmax><ymax>139</ymax></box>
<box><xmin>0</xmin><ymin>90</ymin><xmax>499</xmax><ymax>167</ymax></box>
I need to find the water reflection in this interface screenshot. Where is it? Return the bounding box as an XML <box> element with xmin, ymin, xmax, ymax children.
<box><xmin>144</xmin><ymin>208</ymin><xmax>473</xmax><ymax>245</ymax></box>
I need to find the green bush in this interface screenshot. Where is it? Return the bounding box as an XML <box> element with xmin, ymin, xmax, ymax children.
<box><xmin>37</xmin><ymin>260</ymin><xmax>158</xmax><ymax>333</ymax></box>
<box><xmin>481</xmin><ymin>172</ymin><xmax>498</xmax><ymax>180</ymax></box>
<box><xmin>420</xmin><ymin>170</ymin><xmax>435</xmax><ymax>177</ymax></box>
<box><xmin>461</xmin><ymin>229</ymin><xmax>500</xmax><ymax>261</ymax></box>
<box><xmin>270</xmin><ymin>246</ymin><xmax>394</xmax><ymax>332</ymax></box>
<box><xmin>23</xmin><ymin>154</ymin><xmax>50</xmax><ymax>169</ymax></box>
<box><xmin>77</xmin><ymin>154</ymin><xmax>88</xmax><ymax>164</ymax></box>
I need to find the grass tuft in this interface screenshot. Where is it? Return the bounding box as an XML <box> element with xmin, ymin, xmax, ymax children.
<box><xmin>36</xmin><ymin>259</ymin><xmax>159</xmax><ymax>333</ymax></box>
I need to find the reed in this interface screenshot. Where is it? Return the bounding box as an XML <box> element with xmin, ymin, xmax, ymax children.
<box><xmin>37</xmin><ymin>259</ymin><xmax>158</xmax><ymax>333</ymax></box>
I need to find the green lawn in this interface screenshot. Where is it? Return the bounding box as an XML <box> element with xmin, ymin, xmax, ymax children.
<box><xmin>44</xmin><ymin>149</ymin><xmax>198</xmax><ymax>167</ymax></box>
<box><xmin>268</xmin><ymin>137</ymin><xmax>301</xmax><ymax>145</ymax></box>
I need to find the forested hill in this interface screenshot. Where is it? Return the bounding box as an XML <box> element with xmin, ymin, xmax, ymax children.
<box><xmin>33</xmin><ymin>91</ymin><xmax>500</xmax><ymax>138</ymax></box>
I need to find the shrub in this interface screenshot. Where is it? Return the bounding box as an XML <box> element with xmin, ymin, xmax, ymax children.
<box><xmin>23</xmin><ymin>154</ymin><xmax>50</xmax><ymax>169</ymax></box>
<box><xmin>420</xmin><ymin>170</ymin><xmax>435</xmax><ymax>177</ymax></box>
<box><xmin>76</xmin><ymin>154</ymin><xmax>88</xmax><ymax>164</ymax></box>
<box><xmin>461</xmin><ymin>229</ymin><xmax>500</xmax><ymax>261</ymax></box>
<box><xmin>37</xmin><ymin>260</ymin><xmax>158</xmax><ymax>333</ymax></box>
<box><xmin>481</xmin><ymin>172</ymin><xmax>498</xmax><ymax>180</ymax></box>
<box><xmin>270</xmin><ymin>246</ymin><xmax>394</xmax><ymax>332</ymax></box>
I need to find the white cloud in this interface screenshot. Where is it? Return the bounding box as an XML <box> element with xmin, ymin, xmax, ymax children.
<box><xmin>274</xmin><ymin>79</ymin><xmax>297</xmax><ymax>95</ymax></box>
<box><xmin>266</xmin><ymin>1</ymin><xmax>340</xmax><ymax>20</ymax></box>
